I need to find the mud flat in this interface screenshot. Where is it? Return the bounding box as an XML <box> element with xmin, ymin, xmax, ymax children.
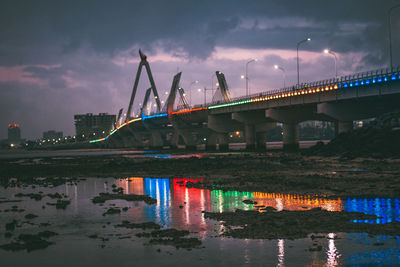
<box><xmin>1</xmin><ymin>151</ymin><xmax>400</xmax><ymax>198</ymax></box>
<box><xmin>204</xmin><ymin>208</ymin><xmax>400</xmax><ymax>239</ymax></box>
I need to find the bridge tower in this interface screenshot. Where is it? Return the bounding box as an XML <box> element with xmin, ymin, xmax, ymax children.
<box><xmin>126</xmin><ymin>50</ymin><xmax>162</xmax><ymax>120</ymax></box>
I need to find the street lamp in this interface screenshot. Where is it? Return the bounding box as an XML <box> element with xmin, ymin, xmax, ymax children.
<box><xmin>274</xmin><ymin>65</ymin><xmax>286</xmax><ymax>88</ymax></box>
<box><xmin>189</xmin><ymin>80</ymin><xmax>198</xmax><ymax>107</ymax></box>
<box><xmin>296</xmin><ymin>37</ymin><xmax>311</xmax><ymax>86</ymax></box>
<box><xmin>389</xmin><ymin>4</ymin><xmax>400</xmax><ymax>71</ymax></box>
<box><xmin>324</xmin><ymin>49</ymin><xmax>338</xmax><ymax>78</ymax></box>
<box><xmin>246</xmin><ymin>59</ymin><xmax>257</xmax><ymax>96</ymax></box>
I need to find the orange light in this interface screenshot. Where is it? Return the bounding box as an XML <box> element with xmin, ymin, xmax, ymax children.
<box><xmin>316</xmin><ymin>88</ymin><xmax>320</xmax><ymax>92</ymax></box>
<box><xmin>325</xmin><ymin>86</ymin><xmax>329</xmax><ymax>90</ymax></box>
<box><xmin>334</xmin><ymin>84</ymin><xmax>338</xmax><ymax>89</ymax></box>
<box><xmin>171</xmin><ymin>107</ymin><xmax>207</xmax><ymax>115</ymax></box>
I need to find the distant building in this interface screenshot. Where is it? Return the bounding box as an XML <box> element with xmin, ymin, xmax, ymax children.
<box><xmin>74</xmin><ymin>113</ymin><xmax>116</xmax><ymax>140</ymax></box>
<box><xmin>8</xmin><ymin>123</ymin><xmax>21</xmax><ymax>144</ymax></box>
<box><xmin>43</xmin><ymin>130</ymin><xmax>63</xmax><ymax>141</ymax></box>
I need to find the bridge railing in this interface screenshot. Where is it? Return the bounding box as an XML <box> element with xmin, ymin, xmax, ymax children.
<box><xmin>164</xmin><ymin>66</ymin><xmax>400</xmax><ymax>113</ymax></box>
<box><xmin>203</xmin><ymin>66</ymin><xmax>400</xmax><ymax>107</ymax></box>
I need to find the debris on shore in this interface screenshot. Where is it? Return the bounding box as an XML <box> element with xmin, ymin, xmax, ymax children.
<box><xmin>0</xmin><ymin>231</ymin><xmax>58</xmax><ymax>252</ymax></box>
<box><xmin>136</xmin><ymin>228</ymin><xmax>202</xmax><ymax>249</ymax></box>
<box><xmin>115</xmin><ymin>221</ymin><xmax>161</xmax><ymax>230</ymax></box>
<box><xmin>92</xmin><ymin>193</ymin><xmax>157</xmax><ymax>205</ymax></box>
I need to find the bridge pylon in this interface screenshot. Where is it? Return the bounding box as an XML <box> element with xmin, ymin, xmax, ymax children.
<box><xmin>126</xmin><ymin>50</ymin><xmax>162</xmax><ymax>120</ymax></box>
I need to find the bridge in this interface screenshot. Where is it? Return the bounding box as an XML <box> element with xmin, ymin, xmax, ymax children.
<box><xmin>89</xmin><ymin>50</ymin><xmax>400</xmax><ymax>151</ymax></box>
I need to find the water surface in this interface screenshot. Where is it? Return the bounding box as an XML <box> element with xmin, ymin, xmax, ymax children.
<box><xmin>0</xmin><ymin>177</ymin><xmax>399</xmax><ymax>266</ymax></box>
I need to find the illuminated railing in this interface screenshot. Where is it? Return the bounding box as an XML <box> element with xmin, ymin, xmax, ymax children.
<box><xmin>207</xmin><ymin>66</ymin><xmax>400</xmax><ymax>110</ymax></box>
<box><xmin>89</xmin><ymin>117</ymin><xmax>143</xmax><ymax>143</ymax></box>
<box><xmin>171</xmin><ymin>107</ymin><xmax>208</xmax><ymax>115</ymax></box>
<box><xmin>142</xmin><ymin>113</ymin><xmax>168</xmax><ymax>120</ymax></box>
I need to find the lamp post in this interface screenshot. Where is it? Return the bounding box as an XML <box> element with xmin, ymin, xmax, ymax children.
<box><xmin>203</xmin><ymin>87</ymin><xmax>214</xmax><ymax>106</ymax></box>
<box><xmin>389</xmin><ymin>4</ymin><xmax>400</xmax><ymax>71</ymax></box>
<box><xmin>246</xmin><ymin>59</ymin><xmax>257</xmax><ymax>96</ymax></box>
<box><xmin>324</xmin><ymin>49</ymin><xmax>338</xmax><ymax>78</ymax></box>
<box><xmin>297</xmin><ymin>37</ymin><xmax>311</xmax><ymax>87</ymax></box>
<box><xmin>189</xmin><ymin>80</ymin><xmax>198</xmax><ymax>107</ymax></box>
<box><xmin>274</xmin><ymin>65</ymin><xmax>286</xmax><ymax>88</ymax></box>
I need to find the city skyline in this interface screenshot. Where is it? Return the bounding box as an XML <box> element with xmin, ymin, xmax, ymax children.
<box><xmin>1</xmin><ymin>0</ymin><xmax>400</xmax><ymax>139</ymax></box>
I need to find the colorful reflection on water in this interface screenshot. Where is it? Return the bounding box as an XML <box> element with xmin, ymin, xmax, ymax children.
<box><xmin>113</xmin><ymin>177</ymin><xmax>400</xmax><ymax>266</ymax></box>
<box><xmin>345</xmin><ymin>197</ymin><xmax>400</xmax><ymax>224</ymax></box>
<box><xmin>2</xmin><ymin>176</ymin><xmax>400</xmax><ymax>266</ymax></box>
<box><xmin>118</xmin><ymin>177</ymin><xmax>400</xmax><ymax>226</ymax></box>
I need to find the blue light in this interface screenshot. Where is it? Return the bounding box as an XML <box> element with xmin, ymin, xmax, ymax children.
<box><xmin>392</xmin><ymin>75</ymin><xmax>396</xmax><ymax>80</ymax></box>
<box><xmin>372</xmin><ymin>78</ymin><xmax>376</xmax><ymax>83</ymax></box>
<box><xmin>354</xmin><ymin>81</ymin><xmax>359</xmax><ymax>86</ymax></box>
<box><xmin>345</xmin><ymin>197</ymin><xmax>400</xmax><ymax>225</ymax></box>
<box><xmin>360</xmin><ymin>80</ymin><xmax>364</xmax><ymax>85</ymax></box>
<box><xmin>377</xmin><ymin>77</ymin><xmax>382</xmax><ymax>82</ymax></box>
<box><xmin>384</xmin><ymin>76</ymin><xmax>388</xmax><ymax>82</ymax></box>
<box><xmin>104</xmin><ymin>136</ymin><xmax>109</xmax><ymax>140</ymax></box>
<box><xmin>349</xmin><ymin>83</ymin><xmax>353</xmax><ymax>87</ymax></box>
<box><xmin>365</xmin><ymin>79</ymin><xmax>370</xmax><ymax>84</ymax></box>
<box><xmin>338</xmin><ymin>83</ymin><xmax>342</xmax><ymax>88</ymax></box>
<box><xmin>343</xmin><ymin>83</ymin><xmax>348</xmax><ymax>88</ymax></box>
<box><xmin>142</xmin><ymin>113</ymin><xmax>168</xmax><ymax>120</ymax></box>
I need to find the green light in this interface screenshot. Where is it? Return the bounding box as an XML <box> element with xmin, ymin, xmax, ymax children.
<box><xmin>208</xmin><ymin>99</ymin><xmax>251</xmax><ymax>109</ymax></box>
<box><xmin>109</xmin><ymin>129</ymin><xmax>117</xmax><ymax>135</ymax></box>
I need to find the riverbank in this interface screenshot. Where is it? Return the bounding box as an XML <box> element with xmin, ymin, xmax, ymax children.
<box><xmin>1</xmin><ymin>151</ymin><xmax>399</xmax><ymax>198</ymax></box>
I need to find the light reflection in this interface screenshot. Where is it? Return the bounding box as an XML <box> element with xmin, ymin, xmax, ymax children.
<box><xmin>253</xmin><ymin>192</ymin><xmax>343</xmax><ymax>212</ymax></box>
<box><xmin>326</xmin><ymin>233</ymin><xmax>340</xmax><ymax>266</ymax></box>
<box><xmin>277</xmin><ymin>239</ymin><xmax>284</xmax><ymax>267</ymax></box>
<box><xmin>345</xmin><ymin>197</ymin><xmax>400</xmax><ymax>224</ymax></box>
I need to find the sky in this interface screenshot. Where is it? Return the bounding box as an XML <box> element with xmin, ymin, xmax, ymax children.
<box><xmin>1</xmin><ymin>0</ymin><xmax>400</xmax><ymax>139</ymax></box>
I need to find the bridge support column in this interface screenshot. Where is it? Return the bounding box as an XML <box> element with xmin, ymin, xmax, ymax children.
<box><xmin>179</xmin><ymin>131</ymin><xmax>197</xmax><ymax>151</ymax></box>
<box><xmin>150</xmin><ymin>132</ymin><xmax>164</xmax><ymax>150</ymax></box>
<box><xmin>217</xmin><ymin>133</ymin><xmax>229</xmax><ymax>151</ymax></box>
<box><xmin>256</xmin><ymin>132</ymin><xmax>267</xmax><ymax>151</ymax></box>
<box><xmin>336</xmin><ymin>121</ymin><xmax>353</xmax><ymax>135</ymax></box>
<box><xmin>282</xmin><ymin>123</ymin><xmax>299</xmax><ymax>151</ymax></box>
<box><xmin>206</xmin><ymin>132</ymin><xmax>217</xmax><ymax>151</ymax></box>
<box><xmin>206</xmin><ymin>132</ymin><xmax>228</xmax><ymax>151</ymax></box>
<box><xmin>245</xmin><ymin>124</ymin><xmax>256</xmax><ymax>150</ymax></box>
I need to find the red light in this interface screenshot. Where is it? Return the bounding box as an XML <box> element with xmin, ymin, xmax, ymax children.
<box><xmin>171</xmin><ymin>107</ymin><xmax>207</xmax><ymax>115</ymax></box>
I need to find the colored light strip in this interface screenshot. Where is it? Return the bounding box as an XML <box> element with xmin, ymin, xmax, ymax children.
<box><xmin>171</xmin><ymin>107</ymin><xmax>207</xmax><ymax>114</ymax></box>
<box><xmin>89</xmin><ymin>138</ymin><xmax>105</xmax><ymax>143</ymax></box>
<box><xmin>127</xmin><ymin>117</ymin><xmax>142</xmax><ymax>124</ymax></box>
<box><xmin>208</xmin><ymin>72</ymin><xmax>399</xmax><ymax>110</ymax></box>
<box><xmin>142</xmin><ymin>113</ymin><xmax>168</xmax><ymax>120</ymax></box>
<box><xmin>109</xmin><ymin>129</ymin><xmax>118</xmax><ymax>135</ymax></box>
<box><xmin>208</xmin><ymin>100</ymin><xmax>251</xmax><ymax>109</ymax></box>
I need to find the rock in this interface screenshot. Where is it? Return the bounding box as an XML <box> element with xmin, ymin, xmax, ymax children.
<box><xmin>92</xmin><ymin>193</ymin><xmax>157</xmax><ymax>205</ymax></box>
<box><xmin>243</xmin><ymin>199</ymin><xmax>257</xmax><ymax>205</ymax></box>
<box><xmin>103</xmin><ymin>208</ymin><xmax>121</xmax><ymax>216</ymax></box>
<box><xmin>24</xmin><ymin>214</ymin><xmax>38</xmax><ymax>220</ymax></box>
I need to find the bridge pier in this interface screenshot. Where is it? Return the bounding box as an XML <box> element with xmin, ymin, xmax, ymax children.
<box><xmin>175</xmin><ymin>130</ymin><xmax>197</xmax><ymax>150</ymax></box>
<box><xmin>282</xmin><ymin>123</ymin><xmax>299</xmax><ymax>151</ymax></box>
<box><xmin>149</xmin><ymin>132</ymin><xmax>164</xmax><ymax>150</ymax></box>
<box><xmin>256</xmin><ymin>132</ymin><xmax>267</xmax><ymax>151</ymax></box>
<box><xmin>245</xmin><ymin>124</ymin><xmax>256</xmax><ymax>150</ymax></box>
<box><xmin>336</xmin><ymin>121</ymin><xmax>353</xmax><ymax>135</ymax></box>
<box><xmin>206</xmin><ymin>132</ymin><xmax>228</xmax><ymax>151</ymax></box>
